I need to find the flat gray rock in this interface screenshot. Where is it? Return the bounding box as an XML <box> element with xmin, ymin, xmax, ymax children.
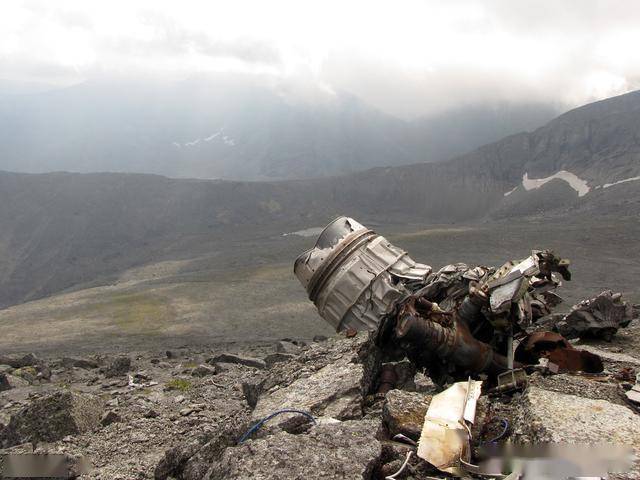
<box><xmin>252</xmin><ymin>354</ymin><xmax>364</xmax><ymax>428</ymax></box>
<box><xmin>208</xmin><ymin>420</ymin><xmax>382</xmax><ymax>480</ymax></box>
<box><xmin>513</xmin><ymin>387</ymin><xmax>640</xmax><ymax>479</ymax></box>
<box><xmin>1</xmin><ymin>390</ymin><xmax>104</xmax><ymax>447</ymax></box>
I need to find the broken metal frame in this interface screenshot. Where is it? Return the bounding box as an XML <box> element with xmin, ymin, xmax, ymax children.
<box><xmin>294</xmin><ymin>216</ymin><xmax>610</xmax><ymax>382</ymax></box>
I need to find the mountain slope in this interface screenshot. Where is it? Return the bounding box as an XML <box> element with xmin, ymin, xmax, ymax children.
<box><xmin>0</xmin><ymin>90</ymin><xmax>639</xmax><ymax>309</ymax></box>
<box><xmin>0</xmin><ymin>75</ymin><xmax>556</xmax><ymax>180</ymax></box>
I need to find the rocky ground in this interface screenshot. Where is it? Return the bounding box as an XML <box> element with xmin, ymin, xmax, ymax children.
<box><xmin>1</xmin><ymin>321</ymin><xmax>640</xmax><ymax>479</ymax></box>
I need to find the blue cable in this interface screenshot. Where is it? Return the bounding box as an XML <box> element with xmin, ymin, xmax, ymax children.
<box><xmin>237</xmin><ymin>409</ymin><xmax>316</xmax><ymax>444</ymax></box>
<box><xmin>484</xmin><ymin>418</ymin><xmax>509</xmax><ymax>443</ymax></box>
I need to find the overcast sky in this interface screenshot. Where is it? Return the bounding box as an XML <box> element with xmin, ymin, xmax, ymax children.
<box><xmin>2</xmin><ymin>0</ymin><xmax>640</xmax><ymax>118</ymax></box>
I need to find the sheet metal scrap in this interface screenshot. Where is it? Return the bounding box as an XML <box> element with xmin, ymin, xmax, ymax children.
<box><xmin>554</xmin><ymin>290</ymin><xmax>635</xmax><ymax>341</ymax></box>
<box><xmin>514</xmin><ymin>331</ymin><xmax>604</xmax><ymax>373</ymax></box>
<box><xmin>416</xmin><ymin>379</ymin><xmax>482</xmax><ymax>476</ymax></box>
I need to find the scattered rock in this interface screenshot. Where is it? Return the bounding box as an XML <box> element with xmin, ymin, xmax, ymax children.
<box><xmin>62</xmin><ymin>357</ymin><xmax>99</xmax><ymax>369</ymax></box>
<box><xmin>209</xmin><ymin>420</ymin><xmax>382</xmax><ymax>480</ymax></box>
<box><xmin>0</xmin><ymin>391</ymin><xmax>104</xmax><ymax>447</ymax></box>
<box><xmin>207</xmin><ymin>353</ymin><xmax>266</xmax><ymax>370</ymax></box>
<box><xmin>35</xmin><ymin>364</ymin><xmax>51</xmax><ymax>380</ymax></box>
<box><xmin>313</xmin><ymin>335</ymin><xmax>328</xmax><ymax>342</ymax></box>
<box><xmin>154</xmin><ymin>439</ymin><xmax>202</xmax><ymax>480</ymax></box>
<box><xmin>276</xmin><ymin>340</ymin><xmax>300</xmax><ymax>354</ymax></box>
<box><xmin>0</xmin><ymin>353</ymin><xmax>40</xmax><ymax>368</ymax></box>
<box><xmin>382</xmin><ymin>389</ymin><xmax>431</xmax><ymax>439</ymax></box>
<box><xmin>0</xmin><ymin>372</ymin><xmax>30</xmax><ymax>391</ymax></box>
<box><xmin>133</xmin><ymin>371</ymin><xmax>151</xmax><ymax>381</ymax></box>
<box><xmin>241</xmin><ymin>377</ymin><xmax>265</xmax><ymax>409</ymax></box>
<box><xmin>143</xmin><ymin>408</ymin><xmax>159</xmax><ymax>418</ymax></box>
<box><xmin>12</xmin><ymin>366</ymin><xmax>38</xmax><ymax>384</ymax></box>
<box><xmin>191</xmin><ymin>364</ymin><xmax>218</xmax><ymax>377</ymax></box>
<box><xmin>263</xmin><ymin>352</ymin><xmax>295</xmax><ymax>368</ymax></box>
<box><xmin>101</xmin><ymin>410</ymin><xmax>121</xmax><ymax>426</ymax></box>
<box><xmin>104</xmin><ymin>356</ymin><xmax>131</xmax><ymax>378</ymax></box>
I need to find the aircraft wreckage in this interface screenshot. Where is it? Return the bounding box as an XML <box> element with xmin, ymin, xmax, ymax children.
<box><xmin>294</xmin><ymin>216</ymin><xmax>635</xmax><ymax>388</ymax></box>
<box><xmin>294</xmin><ymin>216</ymin><xmax>638</xmax><ymax>476</ymax></box>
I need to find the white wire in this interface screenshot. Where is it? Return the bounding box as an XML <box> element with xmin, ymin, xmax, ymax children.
<box><xmin>385</xmin><ymin>451</ymin><xmax>413</xmax><ymax>480</ymax></box>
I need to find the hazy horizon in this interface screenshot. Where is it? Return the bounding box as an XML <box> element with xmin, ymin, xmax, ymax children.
<box><xmin>2</xmin><ymin>0</ymin><xmax>640</xmax><ymax>119</ymax></box>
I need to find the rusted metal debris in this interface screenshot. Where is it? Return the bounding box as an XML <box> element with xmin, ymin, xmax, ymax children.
<box><xmin>553</xmin><ymin>290</ymin><xmax>635</xmax><ymax>341</ymax></box>
<box><xmin>294</xmin><ymin>216</ymin><xmax>609</xmax><ymax>385</ymax></box>
<box><xmin>514</xmin><ymin>331</ymin><xmax>603</xmax><ymax>373</ymax></box>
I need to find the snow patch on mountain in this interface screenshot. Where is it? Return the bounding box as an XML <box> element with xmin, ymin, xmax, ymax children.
<box><xmin>522</xmin><ymin>171</ymin><xmax>590</xmax><ymax>197</ymax></box>
<box><xmin>203</xmin><ymin>132</ymin><xmax>221</xmax><ymax>142</ymax></box>
<box><xmin>503</xmin><ymin>186</ymin><xmax>518</xmax><ymax>197</ymax></box>
<box><xmin>173</xmin><ymin>129</ymin><xmax>235</xmax><ymax>148</ymax></box>
<box><xmin>601</xmin><ymin>176</ymin><xmax>640</xmax><ymax>189</ymax></box>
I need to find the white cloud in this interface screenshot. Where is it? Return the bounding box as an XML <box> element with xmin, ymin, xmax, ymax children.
<box><xmin>2</xmin><ymin>0</ymin><xmax>640</xmax><ymax>117</ymax></box>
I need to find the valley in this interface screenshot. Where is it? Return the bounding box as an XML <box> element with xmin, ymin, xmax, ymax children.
<box><xmin>1</xmin><ymin>217</ymin><xmax>637</xmax><ymax>354</ymax></box>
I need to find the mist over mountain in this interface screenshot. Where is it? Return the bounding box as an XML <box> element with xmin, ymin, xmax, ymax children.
<box><xmin>0</xmin><ymin>74</ymin><xmax>557</xmax><ymax>180</ymax></box>
<box><xmin>0</xmin><ymin>90</ymin><xmax>638</xmax><ymax>310</ymax></box>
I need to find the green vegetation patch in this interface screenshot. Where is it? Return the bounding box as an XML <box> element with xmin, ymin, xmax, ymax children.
<box><xmin>165</xmin><ymin>378</ymin><xmax>192</xmax><ymax>392</ymax></box>
<box><xmin>83</xmin><ymin>292</ymin><xmax>175</xmax><ymax>334</ymax></box>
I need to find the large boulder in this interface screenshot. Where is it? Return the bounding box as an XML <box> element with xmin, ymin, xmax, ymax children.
<box><xmin>513</xmin><ymin>386</ymin><xmax>640</xmax><ymax>444</ymax></box>
<box><xmin>0</xmin><ymin>391</ymin><xmax>104</xmax><ymax>447</ymax></box>
<box><xmin>0</xmin><ymin>373</ymin><xmax>29</xmax><ymax>391</ymax></box>
<box><xmin>207</xmin><ymin>420</ymin><xmax>382</xmax><ymax>480</ymax></box>
<box><xmin>513</xmin><ymin>387</ymin><xmax>640</xmax><ymax>479</ymax></box>
<box><xmin>252</xmin><ymin>355</ymin><xmax>365</xmax><ymax>430</ymax></box>
<box><xmin>382</xmin><ymin>389</ymin><xmax>432</xmax><ymax>439</ymax></box>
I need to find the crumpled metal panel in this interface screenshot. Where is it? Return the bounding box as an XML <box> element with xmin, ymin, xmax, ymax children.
<box><xmin>417</xmin><ymin>380</ymin><xmax>483</xmax><ymax>476</ymax></box>
<box><xmin>294</xmin><ymin>217</ymin><xmax>431</xmax><ymax>332</ymax></box>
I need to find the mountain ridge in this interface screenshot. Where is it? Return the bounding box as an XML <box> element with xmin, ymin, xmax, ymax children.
<box><xmin>0</xmin><ymin>89</ymin><xmax>639</xmax><ymax>309</ymax></box>
<box><xmin>0</xmin><ymin>75</ymin><xmax>557</xmax><ymax>180</ymax></box>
